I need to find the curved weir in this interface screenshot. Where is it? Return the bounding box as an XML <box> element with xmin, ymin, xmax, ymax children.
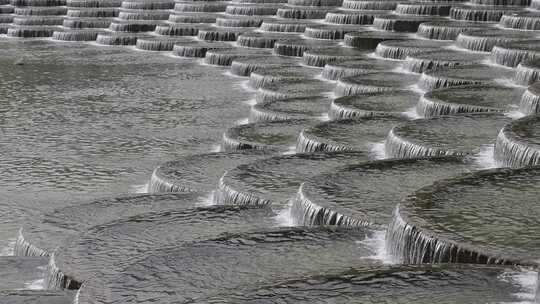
<box><xmin>491</xmin><ymin>40</ymin><xmax>540</xmax><ymax>68</ymax></box>
<box><xmin>250</xmin><ymin>96</ymin><xmax>331</xmax><ymax>122</ymax></box>
<box><xmin>48</xmin><ymin>205</ymin><xmax>276</xmax><ymax>290</ymax></box>
<box><xmin>15</xmin><ymin>192</ymin><xmax>209</xmax><ymax>259</ymax></box>
<box><xmin>247</xmin><ymin>67</ymin><xmax>320</xmax><ymax>89</ymax></box>
<box><xmin>256</xmin><ymin>79</ymin><xmax>334</xmax><ymax>102</ymax></box>
<box><xmin>385</xmin><ymin>113</ymin><xmax>510</xmax><ymax>158</ymax></box>
<box><xmin>301</xmin><ymin>47</ymin><xmax>366</xmax><ymax>67</ymax></box>
<box><xmin>515</xmin><ymin>58</ymin><xmax>540</xmax><ymax>86</ymax></box>
<box><xmin>230</xmin><ymin>56</ymin><xmax>300</xmax><ymax>77</ymax></box>
<box><xmin>334</xmin><ymin>72</ymin><xmax>418</xmax><ymax>97</ymax></box>
<box><xmin>330</xmin><ymin>91</ymin><xmax>420</xmax><ymax>119</ymax></box>
<box><xmin>387</xmin><ymin>166</ymin><xmax>540</xmax><ymax>265</ymax></box>
<box><xmin>417</xmin><ymin>85</ymin><xmax>523</xmax><ymax>118</ymax></box>
<box><xmin>520</xmin><ymin>83</ymin><xmax>540</xmax><ymax>115</ymax></box>
<box><xmin>148</xmin><ymin>151</ymin><xmax>271</xmax><ymax>193</ymax></box>
<box><xmin>419</xmin><ymin>64</ymin><xmax>514</xmax><ymax>91</ymax></box>
<box><xmin>296</xmin><ymin>116</ymin><xmax>406</xmax><ymax>153</ymax></box>
<box><xmin>321</xmin><ymin>58</ymin><xmax>396</xmax><ymax>80</ymax></box>
<box><xmin>403</xmin><ymin>50</ymin><xmax>486</xmax><ymax>74</ymax></box>
<box><xmin>215</xmin><ymin>151</ymin><xmax>371</xmax><ymax>207</ymax></box>
<box><xmin>417</xmin><ymin>21</ymin><xmax>490</xmax><ymax>40</ymax></box>
<box><xmin>343</xmin><ymin>31</ymin><xmax>405</xmax><ymax>49</ymax></box>
<box><xmin>76</xmin><ymin>227</ymin><xmax>376</xmax><ymax>304</ymax></box>
<box><xmin>292</xmin><ymin>156</ymin><xmax>473</xmax><ymax>227</ymax></box>
<box><xmin>375</xmin><ymin>39</ymin><xmax>450</xmax><ymax>60</ymax></box>
<box><xmin>456</xmin><ymin>29</ymin><xmax>534</xmax><ymax>53</ymax></box>
<box><xmin>494</xmin><ymin>115</ymin><xmax>540</xmax><ymax>167</ymax></box>
<box><xmin>221</xmin><ymin>119</ymin><xmax>313</xmax><ymax>152</ymax></box>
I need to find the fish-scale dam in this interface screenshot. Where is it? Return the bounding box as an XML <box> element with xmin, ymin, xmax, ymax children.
<box><xmin>0</xmin><ymin>0</ymin><xmax>539</xmax><ymax>301</ymax></box>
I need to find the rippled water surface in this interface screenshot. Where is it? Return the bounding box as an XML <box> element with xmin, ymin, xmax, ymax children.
<box><xmin>0</xmin><ymin>39</ymin><xmax>251</xmax><ymax>245</ymax></box>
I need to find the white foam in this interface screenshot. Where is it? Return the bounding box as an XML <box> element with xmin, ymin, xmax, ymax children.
<box><xmin>356</xmin><ymin>230</ymin><xmax>393</xmax><ymax>265</ymax></box>
<box><xmin>243</xmin><ymin>98</ymin><xmax>257</xmax><ymax>106</ymax></box>
<box><xmin>408</xmin><ymin>84</ymin><xmax>427</xmax><ymax>95</ymax></box>
<box><xmin>281</xmin><ymin>145</ymin><xmax>297</xmax><ymax>155</ymax></box>
<box><xmin>238</xmin><ymin>80</ymin><xmax>257</xmax><ymax>93</ymax></box>
<box><xmin>506</xmin><ymin>110</ymin><xmax>527</xmax><ymax>120</ymax></box>
<box><xmin>402</xmin><ymin>106</ymin><xmax>422</xmax><ymax>119</ymax></box>
<box><xmin>131</xmin><ymin>182</ymin><xmax>149</xmax><ymax>194</ymax></box>
<box><xmin>472</xmin><ymin>144</ymin><xmax>498</xmax><ymax>169</ymax></box>
<box><xmin>392</xmin><ymin>66</ymin><xmax>417</xmax><ymax>75</ymax></box>
<box><xmin>235</xmin><ymin>117</ymin><xmax>249</xmax><ymax>125</ymax></box>
<box><xmin>318</xmin><ymin>113</ymin><xmax>330</xmax><ymax>122</ymax></box>
<box><xmin>0</xmin><ymin>238</ymin><xmax>16</xmax><ymax>256</ymax></box>
<box><xmin>73</xmin><ymin>289</ymin><xmax>81</xmax><ymax>304</ymax></box>
<box><xmin>368</xmin><ymin>140</ymin><xmax>387</xmax><ymax>160</ymax></box>
<box><xmin>210</xmin><ymin>144</ymin><xmax>222</xmax><ymax>153</ymax></box>
<box><xmin>199</xmin><ymin>191</ymin><xmax>216</xmax><ymax>207</ymax></box>
<box><xmin>498</xmin><ymin>268</ymin><xmax>538</xmax><ymax>303</ymax></box>
<box><xmin>24</xmin><ymin>278</ymin><xmax>45</xmax><ymax>290</ymax></box>
<box><xmin>273</xmin><ymin>200</ymin><xmax>295</xmax><ymax>227</ymax></box>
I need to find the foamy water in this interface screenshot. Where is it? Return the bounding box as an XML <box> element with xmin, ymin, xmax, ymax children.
<box><xmin>131</xmin><ymin>183</ymin><xmax>149</xmax><ymax>194</ymax></box>
<box><xmin>273</xmin><ymin>199</ymin><xmax>295</xmax><ymax>227</ymax></box>
<box><xmin>402</xmin><ymin>106</ymin><xmax>422</xmax><ymax>119</ymax></box>
<box><xmin>369</xmin><ymin>141</ymin><xmax>387</xmax><ymax>160</ymax></box>
<box><xmin>498</xmin><ymin>268</ymin><xmax>539</xmax><ymax>303</ymax></box>
<box><xmin>357</xmin><ymin>230</ymin><xmax>393</xmax><ymax>265</ymax></box>
<box><xmin>0</xmin><ymin>238</ymin><xmax>16</xmax><ymax>256</ymax></box>
<box><xmin>473</xmin><ymin>144</ymin><xmax>498</xmax><ymax>169</ymax></box>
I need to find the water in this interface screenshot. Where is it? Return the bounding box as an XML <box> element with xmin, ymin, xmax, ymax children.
<box><xmin>387</xmin><ymin>167</ymin><xmax>540</xmax><ymax>265</ymax></box>
<box><xmin>494</xmin><ymin>115</ymin><xmax>540</xmax><ymax>167</ymax></box>
<box><xmin>2</xmin><ymin>3</ymin><xmax>540</xmax><ymax>303</ymax></box>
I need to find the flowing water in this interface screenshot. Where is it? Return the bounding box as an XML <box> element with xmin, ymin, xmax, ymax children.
<box><xmin>1</xmin><ymin>0</ymin><xmax>540</xmax><ymax>302</ymax></box>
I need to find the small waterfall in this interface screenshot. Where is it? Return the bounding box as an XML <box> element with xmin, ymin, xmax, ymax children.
<box><xmin>174</xmin><ymin>2</ymin><xmax>228</xmax><ymax>12</ymax></box>
<box><xmin>494</xmin><ymin>123</ymin><xmax>540</xmax><ymax>168</ymax></box>
<box><xmin>52</xmin><ymin>30</ymin><xmax>102</xmax><ymax>41</ymax></box>
<box><xmin>491</xmin><ymin>43</ymin><xmax>540</xmax><ymax>68</ymax></box>
<box><xmin>237</xmin><ymin>34</ymin><xmax>282</xmax><ymax>49</ymax></box>
<box><xmin>136</xmin><ymin>38</ymin><xmax>188</xmax><ymax>51</ymax></box>
<box><xmin>386</xmin><ymin>206</ymin><xmax>513</xmax><ymax>264</ymax></box>
<box><xmin>63</xmin><ymin>18</ymin><xmax>111</xmax><ymax>29</ymax></box>
<box><xmin>288</xmin><ymin>0</ymin><xmax>342</xmax><ymax>6</ymax></box>
<box><xmin>290</xmin><ymin>184</ymin><xmax>368</xmax><ymax>227</ymax></box>
<box><xmin>295</xmin><ymin>129</ymin><xmax>352</xmax><ymax>153</ymax></box>
<box><xmin>67</xmin><ymin>8</ymin><xmax>117</xmax><ymax>18</ymax></box>
<box><xmin>500</xmin><ymin>13</ymin><xmax>540</xmax><ymax>31</ymax></box>
<box><xmin>373</xmin><ymin>15</ymin><xmax>435</xmax><ymax>32</ymax></box>
<box><xmin>322</xmin><ymin>63</ymin><xmax>370</xmax><ymax>81</ymax></box>
<box><xmin>334</xmin><ymin>78</ymin><xmax>394</xmax><ymax>97</ymax></box>
<box><xmin>108</xmin><ymin>20</ymin><xmax>161</xmax><ymax>32</ymax></box>
<box><xmin>341</xmin><ymin>0</ymin><xmax>398</xmax><ymax>10</ymax></box>
<box><xmin>343</xmin><ymin>31</ymin><xmax>402</xmax><ymax>50</ymax></box>
<box><xmin>168</xmin><ymin>13</ymin><xmax>217</xmax><ymax>24</ymax></box>
<box><xmin>249</xmin><ymin>104</ymin><xmax>290</xmax><ymax>122</ymax></box>
<box><xmin>173</xmin><ymin>43</ymin><xmax>232</xmax><ymax>58</ymax></box>
<box><xmin>147</xmin><ymin>168</ymin><xmax>190</xmax><ymax>193</ymax></box>
<box><xmin>225</xmin><ymin>4</ymin><xmax>278</xmax><ymax>16</ymax></box>
<box><xmin>44</xmin><ymin>252</ymin><xmax>81</xmax><ymax>290</ymax></box>
<box><xmin>450</xmin><ymin>6</ymin><xmax>518</xmax><ymax>22</ymax></box>
<box><xmin>216</xmin><ymin>16</ymin><xmax>263</xmax><ymax>28</ymax></box>
<box><xmin>14</xmin><ymin>229</ymin><xmax>48</xmax><ymax>257</ymax></box>
<box><xmin>324</xmin><ymin>11</ymin><xmax>382</xmax><ymax>25</ymax></box>
<box><xmin>519</xmin><ymin>87</ymin><xmax>540</xmax><ymax>115</ymax></box>
<box><xmin>7</xmin><ymin>26</ymin><xmax>57</xmax><ymax>38</ymax></box>
<box><xmin>14</xmin><ymin>16</ymin><xmax>63</xmax><ymax>26</ymax></box>
<box><xmin>375</xmin><ymin>42</ymin><xmax>426</xmax><ymax>60</ymax></box>
<box><xmin>118</xmin><ymin>9</ymin><xmax>170</xmax><ymax>21</ymax></box>
<box><xmin>304</xmin><ymin>25</ymin><xmax>357</xmax><ymax>40</ymax></box>
<box><xmin>418</xmin><ymin>73</ymin><xmax>482</xmax><ymax>91</ymax></box>
<box><xmin>154</xmin><ymin>24</ymin><xmax>202</xmax><ymax>36</ymax></box>
<box><xmin>384</xmin><ymin>128</ymin><xmax>458</xmax><ymax>158</ymax></box>
<box><xmin>204</xmin><ymin>49</ymin><xmax>256</xmax><ymax>66</ymax></box>
<box><xmin>198</xmin><ymin>29</ymin><xmax>245</xmax><ymax>42</ymax></box>
<box><xmin>96</xmin><ymin>33</ymin><xmax>146</xmax><ymax>45</ymax></box>
<box><xmin>214</xmin><ymin>174</ymin><xmax>271</xmax><ymax>206</ymax></box>
<box><xmin>416</xmin><ymin>95</ymin><xmax>502</xmax><ymax>118</ymax></box>
<box><xmin>403</xmin><ymin>56</ymin><xmax>457</xmax><ymax>74</ymax></box>
<box><xmin>276</xmin><ymin>7</ymin><xmax>331</xmax><ymax>19</ymax></box>
<box><xmin>274</xmin><ymin>41</ymin><xmax>312</xmax><ymax>57</ymax></box>
<box><xmin>514</xmin><ymin>61</ymin><xmax>540</xmax><ymax>86</ymax></box>
<box><xmin>260</xmin><ymin>20</ymin><xmax>308</xmax><ymax>32</ymax></box>
<box><xmin>329</xmin><ymin>99</ymin><xmax>377</xmax><ymax>119</ymax></box>
<box><xmin>123</xmin><ymin>0</ymin><xmax>173</xmax><ymax>10</ymax></box>
<box><xmin>394</xmin><ymin>3</ymin><xmax>451</xmax><ymax>16</ymax></box>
